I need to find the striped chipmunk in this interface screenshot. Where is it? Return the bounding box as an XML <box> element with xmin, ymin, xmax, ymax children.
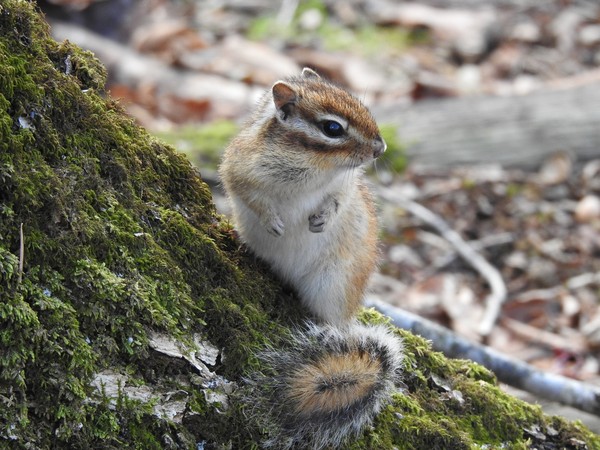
<box><xmin>220</xmin><ymin>68</ymin><xmax>403</xmax><ymax>449</ymax></box>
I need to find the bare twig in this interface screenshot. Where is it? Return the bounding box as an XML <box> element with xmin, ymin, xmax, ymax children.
<box><xmin>367</xmin><ymin>296</ymin><xmax>600</xmax><ymax>416</ymax></box>
<box><xmin>420</xmin><ymin>231</ymin><xmax>514</xmax><ymax>279</ymax></box>
<box><xmin>378</xmin><ymin>187</ymin><xmax>507</xmax><ymax>336</ymax></box>
<box><xmin>18</xmin><ymin>222</ymin><xmax>24</xmax><ymax>284</ymax></box>
<box><xmin>500</xmin><ymin>317</ymin><xmax>588</xmax><ymax>354</ymax></box>
<box><xmin>510</xmin><ymin>286</ymin><xmax>564</xmax><ymax>303</ymax></box>
<box><xmin>566</xmin><ymin>272</ymin><xmax>600</xmax><ymax>291</ymax></box>
<box><xmin>509</xmin><ymin>272</ymin><xmax>600</xmax><ymax>305</ymax></box>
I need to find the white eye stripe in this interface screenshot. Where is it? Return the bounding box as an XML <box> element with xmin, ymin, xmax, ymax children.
<box><xmin>317</xmin><ymin>115</ymin><xmax>348</xmax><ymax>130</ymax></box>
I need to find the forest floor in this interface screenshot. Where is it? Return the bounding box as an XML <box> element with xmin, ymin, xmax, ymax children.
<box><xmin>40</xmin><ymin>0</ymin><xmax>600</xmax><ymax>431</ymax></box>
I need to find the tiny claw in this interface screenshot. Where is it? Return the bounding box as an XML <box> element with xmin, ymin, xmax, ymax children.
<box><xmin>309</xmin><ymin>214</ymin><xmax>325</xmax><ymax>233</ymax></box>
<box><xmin>267</xmin><ymin>216</ymin><xmax>285</xmax><ymax>236</ymax></box>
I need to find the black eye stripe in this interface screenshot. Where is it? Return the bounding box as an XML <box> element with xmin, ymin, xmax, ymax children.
<box><xmin>321</xmin><ymin>120</ymin><xmax>345</xmax><ymax>138</ymax></box>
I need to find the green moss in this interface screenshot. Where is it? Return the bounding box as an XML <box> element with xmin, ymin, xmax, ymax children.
<box><xmin>1</xmin><ymin>2</ymin><xmax>598</xmax><ymax>449</ymax></box>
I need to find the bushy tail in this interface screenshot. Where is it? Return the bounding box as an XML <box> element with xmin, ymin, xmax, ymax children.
<box><xmin>241</xmin><ymin>321</ymin><xmax>403</xmax><ymax>450</ymax></box>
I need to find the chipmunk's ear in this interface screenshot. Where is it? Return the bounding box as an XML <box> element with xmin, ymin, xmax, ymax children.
<box><xmin>301</xmin><ymin>67</ymin><xmax>321</xmax><ymax>79</ymax></box>
<box><xmin>272</xmin><ymin>81</ymin><xmax>297</xmax><ymax>117</ymax></box>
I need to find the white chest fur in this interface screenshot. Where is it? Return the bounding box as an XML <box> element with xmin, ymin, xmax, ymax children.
<box><xmin>231</xmin><ymin>170</ymin><xmax>356</xmax><ymax>284</ymax></box>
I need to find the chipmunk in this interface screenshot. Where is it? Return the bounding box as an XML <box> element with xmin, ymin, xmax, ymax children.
<box><xmin>221</xmin><ymin>68</ymin><xmax>402</xmax><ymax>449</ymax></box>
<box><xmin>219</xmin><ymin>67</ymin><xmax>386</xmax><ymax>324</ymax></box>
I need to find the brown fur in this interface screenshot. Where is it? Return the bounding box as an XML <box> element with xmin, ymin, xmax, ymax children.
<box><xmin>289</xmin><ymin>352</ymin><xmax>381</xmax><ymax>415</ymax></box>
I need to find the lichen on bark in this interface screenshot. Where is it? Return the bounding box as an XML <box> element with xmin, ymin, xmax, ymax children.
<box><xmin>0</xmin><ymin>1</ymin><xmax>598</xmax><ymax>449</ymax></box>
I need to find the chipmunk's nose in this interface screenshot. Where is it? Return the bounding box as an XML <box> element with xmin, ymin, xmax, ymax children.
<box><xmin>373</xmin><ymin>136</ymin><xmax>386</xmax><ymax>158</ymax></box>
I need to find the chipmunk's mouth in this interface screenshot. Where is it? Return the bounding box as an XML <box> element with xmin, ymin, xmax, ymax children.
<box><xmin>373</xmin><ymin>136</ymin><xmax>387</xmax><ymax>159</ymax></box>
<box><xmin>350</xmin><ymin>137</ymin><xmax>387</xmax><ymax>166</ymax></box>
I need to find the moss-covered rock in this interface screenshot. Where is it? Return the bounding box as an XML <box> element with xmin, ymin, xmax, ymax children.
<box><xmin>0</xmin><ymin>1</ymin><xmax>597</xmax><ymax>449</ymax></box>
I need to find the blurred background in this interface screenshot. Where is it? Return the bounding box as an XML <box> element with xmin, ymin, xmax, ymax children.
<box><xmin>39</xmin><ymin>0</ymin><xmax>600</xmax><ymax>430</ymax></box>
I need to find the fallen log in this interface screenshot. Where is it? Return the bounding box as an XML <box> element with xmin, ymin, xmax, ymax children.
<box><xmin>375</xmin><ymin>83</ymin><xmax>600</xmax><ymax>168</ymax></box>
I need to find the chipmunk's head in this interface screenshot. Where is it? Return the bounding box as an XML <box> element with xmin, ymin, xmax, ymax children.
<box><xmin>267</xmin><ymin>68</ymin><xmax>386</xmax><ymax>170</ymax></box>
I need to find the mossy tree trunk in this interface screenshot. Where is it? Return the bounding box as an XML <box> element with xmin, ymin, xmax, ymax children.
<box><xmin>0</xmin><ymin>2</ymin><xmax>597</xmax><ymax>449</ymax></box>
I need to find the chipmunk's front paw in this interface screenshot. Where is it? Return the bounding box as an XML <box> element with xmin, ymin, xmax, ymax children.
<box><xmin>309</xmin><ymin>196</ymin><xmax>338</xmax><ymax>233</ymax></box>
<box><xmin>308</xmin><ymin>213</ymin><xmax>326</xmax><ymax>233</ymax></box>
<box><xmin>266</xmin><ymin>215</ymin><xmax>285</xmax><ymax>237</ymax></box>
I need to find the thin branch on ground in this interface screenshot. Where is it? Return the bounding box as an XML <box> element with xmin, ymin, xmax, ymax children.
<box><xmin>378</xmin><ymin>187</ymin><xmax>508</xmax><ymax>336</ymax></box>
<box><xmin>420</xmin><ymin>231</ymin><xmax>514</xmax><ymax>280</ymax></box>
<box><xmin>566</xmin><ymin>272</ymin><xmax>600</xmax><ymax>290</ymax></box>
<box><xmin>500</xmin><ymin>316</ymin><xmax>588</xmax><ymax>353</ymax></box>
<box><xmin>367</xmin><ymin>296</ymin><xmax>600</xmax><ymax>416</ymax></box>
<box><xmin>509</xmin><ymin>271</ymin><xmax>600</xmax><ymax>304</ymax></box>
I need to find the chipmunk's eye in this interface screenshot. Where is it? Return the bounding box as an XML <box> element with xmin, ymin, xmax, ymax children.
<box><xmin>321</xmin><ymin>120</ymin><xmax>345</xmax><ymax>138</ymax></box>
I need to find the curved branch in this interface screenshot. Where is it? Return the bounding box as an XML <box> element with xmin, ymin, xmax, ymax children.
<box><xmin>367</xmin><ymin>297</ymin><xmax>600</xmax><ymax>416</ymax></box>
<box><xmin>378</xmin><ymin>187</ymin><xmax>507</xmax><ymax>336</ymax></box>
